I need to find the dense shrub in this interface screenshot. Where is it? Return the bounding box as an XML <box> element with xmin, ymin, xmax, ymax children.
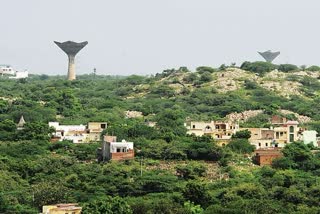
<box><xmin>306</xmin><ymin>65</ymin><xmax>320</xmax><ymax>71</ymax></box>
<box><xmin>240</xmin><ymin>61</ymin><xmax>277</xmax><ymax>75</ymax></box>
<box><xmin>278</xmin><ymin>64</ymin><xmax>298</xmax><ymax>73</ymax></box>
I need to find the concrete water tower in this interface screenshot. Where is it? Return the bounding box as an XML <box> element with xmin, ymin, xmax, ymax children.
<box><xmin>54</xmin><ymin>41</ymin><xmax>88</xmax><ymax>80</ymax></box>
<box><xmin>258</xmin><ymin>50</ymin><xmax>280</xmax><ymax>63</ymax></box>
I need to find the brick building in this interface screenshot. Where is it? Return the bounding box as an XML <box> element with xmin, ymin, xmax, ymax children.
<box><xmin>98</xmin><ymin>136</ymin><xmax>134</xmax><ymax>161</ymax></box>
<box><xmin>253</xmin><ymin>149</ymin><xmax>282</xmax><ymax>166</ymax></box>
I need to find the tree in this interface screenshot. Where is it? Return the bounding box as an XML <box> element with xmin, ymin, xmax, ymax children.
<box><xmin>227</xmin><ymin>139</ymin><xmax>255</xmax><ymax>154</ymax></box>
<box><xmin>278</xmin><ymin>64</ymin><xmax>298</xmax><ymax>73</ymax></box>
<box><xmin>176</xmin><ymin>162</ymin><xmax>207</xmax><ymax>179</ymax></box>
<box><xmin>56</xmin><ymin>90</ymin><xmax>82</xmax><ymax>117</ymax></box>
<box><xmin>82</xmin><ymin>196</ymin><xmax>133</xmax><ymax>214</ymax></box>
<box><xmin>199</xmin><ymin>72</ymin><xmax>213</xmax><ymax>83</ymax></box>
<box><xmin>19</xmin><ymin>122</ymin><xmax>54</xmax><ymax>140</ymax></box>
<box><xmin>282</xmin><ymin>142</ymin><xmax>312</xmax><ymax>163</ymax></box>
<box><xmin>183</xmin><ymin>73</ymin><xmax>198</xmax><ymax>84</ymax></box>
<box><xmin>231</xmin><ymin>130</ymin><xmax>251</xmax><ymax>139</ymax></box>
<box><xmin>183</xmin><ymin>201</ymin><xmax>204</xmax><ymax>214</ymax></box>
<box><xmin>306</xmin><ymin>65</ymin><xmax>320</xmax><ymax>71</ymax></box>
<box><xmin>196</xmin><ymin>66</ymin><xmax>216</xmax><ymax>74</ymax></box>
<box><xmin>33</xmin><ymin>182</ymin><xmax>70</xmax><ymax>209</ymax></box>
<box><xmin>0</xmin><ymin>119</ymin><xmax>17</xmax><ymax>141</ymax></box>
<box><xmin>155</xmin><ymin>109</ymin><xmax>186</xmax><ymax>141</ymax></box>
<box><xmin>183</xmin><ymin>182</ymin><xmax>211</xmax><ymax>208</ymax></box>
<box><xmin>240</xmin><ymin>61</ymin><xmax>277</xmax><ymax>75</ymax></box>
<box><xmin>272</xmin><ymin>142</ymin><xmax>319</xmax><ymax>171</ymax></box>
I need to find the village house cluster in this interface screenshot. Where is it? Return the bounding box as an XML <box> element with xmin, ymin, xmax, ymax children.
<box><xmin>48</xmin><ymin>121</ymin><xmax>135</xmax><ymax>161</ymax></box>
<box><xmin>185</xmin><ymin>115</ymin><xmax>319</xmax><ymax>149</ymax></box>
<box><xmin>47</xmin><ymin>113</ymin><xmax>318</xmax><ymax>165</ymax></box>
<box><xmin>49</xmin><ymin>122</ymin><xmax>107</xmax><ymax>143</ymax></box>
<box><xmin>185</xmin><ymin>115</ymin><xmax>319</xmax><ymax>165</ymax></box>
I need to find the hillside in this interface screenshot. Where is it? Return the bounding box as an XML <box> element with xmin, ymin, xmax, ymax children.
<box><xmin>0</xmin><ymin>63</ymin><xmax>320</xmax><ymax>213</ymax></box>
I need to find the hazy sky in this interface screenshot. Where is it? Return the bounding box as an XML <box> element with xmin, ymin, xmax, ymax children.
<box><xmin>1</xmin><ymin>0</ymin><xmax>320</xmax><ymax>75</ymax></box>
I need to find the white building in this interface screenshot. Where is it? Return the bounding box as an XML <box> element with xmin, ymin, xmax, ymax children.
<box><xmin>49</xmin><ymin>122</ymin><xmax>88</xmax><ymax>143</ymax></box>
<box><xmin>9</xmin><ymin>70</ymin><xmax>28</xmax><ymax>79</ymax></box>
<box><xmin>101</xmin><ymin>139</ymin><xmax>134</xmax><ymax>161</ymax></box>
<box><xmin>302</xmin><ymin>130</ymin><xmax>318</xmax><ymax>147</ymax></box>
<box><xmin>49</xmin><ymin>121</ymin><xmax>107</xmax><ymax>143</ymax></box>
<box><xmin>0</xmin><ymin>65</ymin><xmax>15</xmax><ymax>75</ymax></box>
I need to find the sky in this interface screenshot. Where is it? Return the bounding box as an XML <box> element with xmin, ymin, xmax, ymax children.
<box><xmin>1</xmin><ymin>0</ymin><xmax>320</xmax><ymax>76</ymax></box>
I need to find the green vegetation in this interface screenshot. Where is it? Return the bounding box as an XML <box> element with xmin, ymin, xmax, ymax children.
<box><xmin>0</xmin><ymin>65</ymin><xmax>319</xmax><ymax>213</ymax></box>
<box><xmin>240</xmin><ymin>61</ymin><xmax>277</xmax><ymax>75</ymax></box>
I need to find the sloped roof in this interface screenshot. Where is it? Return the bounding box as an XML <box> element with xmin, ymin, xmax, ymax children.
<box><xmin>17</xmin><ymin>115</ymin><xmax>26</xmax><ymax>127</ymax></box>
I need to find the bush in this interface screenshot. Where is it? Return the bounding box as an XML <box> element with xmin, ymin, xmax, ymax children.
<box><xmin>278</xmin><ymin>64</ymin><xmax>298</xmax><ymax>73</ymax></box>
<box><xmin>240</xmin><ymin>61</ymin><xmax>277</xmax><ymax>75</ymax></box>
<box><xmin>306</xmin><ymin>65</ymin><xmax>320</xmax><ymax>71</ymax></box>
<box><xmin>176</xmin><ymin>162</ymin><xmax>207</xmax><ymax>179</ymax></box>
<box><xmin>227</xmin><ymin>139</ymin><xmax>255</xmax><ymax>154</ymax></box>
<box><xmin>196</xmin><ymin>66</ymin><xmax>216</xmax><ymax>74</ymax></box>
<box><xmin>183</xmin><ymin>73</ymin><xmax>198</xmax><ymax>84</ymax></box>
<box><xmin>231</xmin><ymin>130</ymin><xmax>251</xmax><ymax>139</ymax></box>
<box><xmin>199</xmin><ymin>72</ymin><xmax>213</xmax><ymax>83</ymax></box>
<box><xmin>244</xmin><ymin>80</ymin><xmax>258</xmax><ymax>89</ymax></box>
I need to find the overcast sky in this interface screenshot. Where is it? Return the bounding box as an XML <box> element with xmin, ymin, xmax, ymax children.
<box><xmin>1</xmin><ymin>0</ymin><xmax>320</xmax><ymax>75</ymax></box>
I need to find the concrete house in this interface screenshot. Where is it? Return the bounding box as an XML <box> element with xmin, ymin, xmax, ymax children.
<box><xmin>185</xmin><ymin>121</ymin><xmax>239</xmax><ymax>138</ymax></box>
<box><xmin>49</xmin><ymin>122</ymin><xmax>107</xmax><ymax>143</ymax></box>
<box><xmin>87</xmin><ymin>122</ymin><xmax>107</xmax><ymax>141</ymax></box>
<box><xmin>99</xmin><ymin>136</ymin><xmax>134</xmax><ymax>161</ymax></box>
<box><xmin>0</xmin><ymin>64</ymin><xmax>15</xmax><ymax>76</ymax></box>
<box><xmin>42</xmin><ymin>203</ymin><xmax>82</xmax><ymax>214</ymax></box>
<box><xmin>244</xmin><ymin>121</ymin><xmax>301</xmax><ymax>149</ymax></box>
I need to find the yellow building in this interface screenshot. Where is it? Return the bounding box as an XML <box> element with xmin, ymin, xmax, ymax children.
<box><xmin>87</xmin><ymin>122</ymin><xmax>107</xmax><ymax>141</ymax></box>
<box><xmin>185</xmin><ymin>121</ymin><xmax>239</xmax><ymax>140</ymax></box>
<box><xmin>243</xmin><ymin>121</ymin><xmax>300</xmax><ymax>149</ymax></box>
<box><xmin>42</xmin><ymin>204</ymin><xmax>82</xmax><ymax>214</ymax></box>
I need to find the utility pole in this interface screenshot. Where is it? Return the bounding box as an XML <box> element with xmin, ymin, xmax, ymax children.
<box><xmin>140</xmin><ymin>156</ymin><xmax>144</xmax><ymax>176</ymax></box>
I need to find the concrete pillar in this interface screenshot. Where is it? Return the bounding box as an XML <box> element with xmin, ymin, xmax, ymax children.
<box><xmin>68</xmin><ymin>55</ymin><xmax>76</xmax><ymax>80</ymax></box>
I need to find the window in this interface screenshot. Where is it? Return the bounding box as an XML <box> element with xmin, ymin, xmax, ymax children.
<box><xmin>101</xmin><ymin>124</ymin><xmax>106</xmax><ymax>129</ymax></box>
<box><xmin>192</xmin><ymin>125</ymin><xmax>195</xmax><ymax>129</ymax></box>
<box><xmin>258</xmin><ymin>143</ymin><xmax>261</xmax><ymax>147</ymax></box>
<box><xmin>265</xmin><ymin>143</ymin><xmax>268</xmax><ymax>147</ymax></box>
<box><xmin>290</xmin><ymin>126</ymin><xmax>294</xmax><ymax>133</ymax></box>
<box><xmin>280</xmin><ymin>132</ymin><xmax>283</xmax><ymax>137</ymax></box>
<box><xmin>276</xmin><ymin>132</ymin><xmax>279</xmax><ymax>139</ymax></box>
<box><xmin>117</xmin><ymin>148</ymin><xmax>121</xmax><ymax>152</ymax></box>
